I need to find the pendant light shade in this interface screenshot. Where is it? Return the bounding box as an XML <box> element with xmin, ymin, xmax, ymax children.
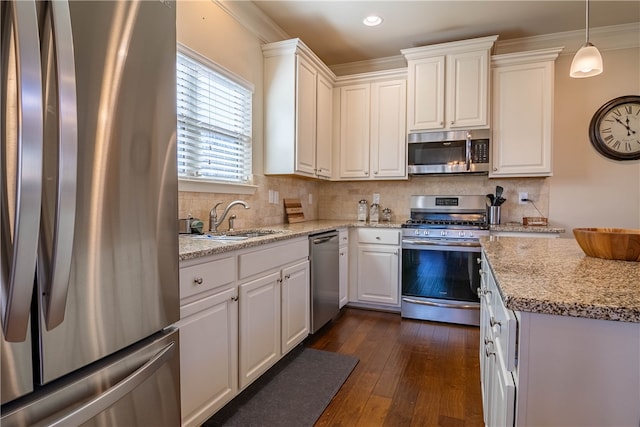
<box><xmin>570</xmin><ymin>43</ymin><xmax>603</xmax><ymax>78</ymax></box>
<box><xmin>570</xmin><ymin>0</ymin><xmax>603</xmax><ymax>78</ymax></box>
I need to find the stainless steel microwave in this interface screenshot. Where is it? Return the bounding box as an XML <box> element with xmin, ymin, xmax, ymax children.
<box><xmin>407</xmin><ymin>129</ymin><xmax>490</xmax><ymax>175</ymax></box>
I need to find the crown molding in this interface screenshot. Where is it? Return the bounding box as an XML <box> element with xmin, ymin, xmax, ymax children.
<box><xmin>215</xmin><ymin>1</ymin><xmax>639</xmax><ymax>71</ymax></box>
<box><xmin>493</xmin><ymin>23</ymin><xmax>640</xmax><ymax>56</ymax></box>
<box><xmin>214</xmin><ymin>0</ymin><xmax>289</xmax><ymax>43</ymax></box>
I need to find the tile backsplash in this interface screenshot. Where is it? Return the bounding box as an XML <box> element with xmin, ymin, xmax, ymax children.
<box><xmin>178</xmin><ymin>174</ymin><xmax>550</xmax><ymax>230</ymax></box>
<box><xmin>316</xmin><ymin>175</ymin><xmax>550</xmax><ymax>224</ymax></box>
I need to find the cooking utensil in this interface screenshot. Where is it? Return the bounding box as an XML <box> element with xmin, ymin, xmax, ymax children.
<box><xmin>494</xmin><ymin>197</ymin><xmax>506</xmax><ymax>206</ymax></box>
<box><xmin>495</xmin><ymin>186</ymin><xmax>504</xmax><ymax>200</ymax></box>
<box><xmin>486</xmin><ymin>194</ymin><xmax>495</xmax><ymax>206</ymax></box>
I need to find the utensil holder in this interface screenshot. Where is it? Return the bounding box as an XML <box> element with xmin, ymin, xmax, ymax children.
<box><xmin>488</xmin><ymin>206</ymin><xmax>501</xmax><ymax>225</ymax></box>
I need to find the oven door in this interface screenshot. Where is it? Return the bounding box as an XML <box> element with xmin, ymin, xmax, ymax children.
<box><xmin>401</xmin><ymin>239</ymin><xmax>481</xmax><ymax>326</ymax></box>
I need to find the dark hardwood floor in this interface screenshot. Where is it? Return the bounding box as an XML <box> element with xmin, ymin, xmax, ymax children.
<box><xmin>306</xmin><ymin>307</ymin><xmax>483</xmax><ymax>427</ymax></box>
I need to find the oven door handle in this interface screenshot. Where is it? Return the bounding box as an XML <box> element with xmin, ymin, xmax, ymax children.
<box><xmin>402</xmin><ymin>239</ymin><xmax>481</xmax><ymax>248</ymax></box>
<box><xmin>402</xmin><ymin>297</ymin><xmax>479</xmax><ymax>310</ymax></box>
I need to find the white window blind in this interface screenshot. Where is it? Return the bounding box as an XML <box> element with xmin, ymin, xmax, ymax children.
<box><xmin>177</xmin><ymin>48</ymin><xmax>253</xmax><ymax>184</ymax></box>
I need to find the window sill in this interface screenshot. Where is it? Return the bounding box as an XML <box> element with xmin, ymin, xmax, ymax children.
<box><xmin>178</xmin><ymin>179</ymin><xmax>258</xmax><ymax>195</ymax></box>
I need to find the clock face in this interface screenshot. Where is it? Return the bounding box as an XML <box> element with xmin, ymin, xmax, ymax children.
<box><xmin>589</xmin><ymin>96</ymin><xmax>640</xmax><ymax>161</ymax></box>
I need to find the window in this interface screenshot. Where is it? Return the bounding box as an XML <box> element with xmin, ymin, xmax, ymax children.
<box><xmin>176</xmin><ymin>45</ymin><xmax>253</xmax><ymax>186</ymax></box>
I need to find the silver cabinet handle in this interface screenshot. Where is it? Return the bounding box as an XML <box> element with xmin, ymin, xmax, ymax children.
<box><xmin>1</xmin><ymin>0</ymin><xmax>44</xmax><ymax>342</ymax></box>
<box><xmin>490</xmin><ymin>316</ymin><xmax>502</xmax><ymax>328</ymax></box>
<box><xmin>39</xmin><ymin>0</ymin><xmax>78</xmax><ymax>331</ymax></box>
<box><xmin>193</xmin><ymin>277</ymin><xmax>203</xmax><ymax>285</ymax></box>
<box><xmin>34</xmin><ymin>342</ymin><xmax>176</xmax><ymax>427</ymax></box>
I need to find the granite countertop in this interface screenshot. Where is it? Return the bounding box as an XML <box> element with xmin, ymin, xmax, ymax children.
<box><xmin>179</xmin><ymin>220</ymin><xmax>403</xmax><ymax>261</ymax></box>
<box><xmin>490</xmin><ymin>224</ymin><xmax>565</xmax><ymax>233</ymax></box>
<box><xmin>480</xmin><ymin>236</ymin><xmax>640</xmax><ymax>323</ymax></box>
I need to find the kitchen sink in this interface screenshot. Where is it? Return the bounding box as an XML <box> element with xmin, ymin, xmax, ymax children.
<box><xmin>190</xmin><ymin>229</ymin><xmax>286</xmax><ymax>241</ymax></box>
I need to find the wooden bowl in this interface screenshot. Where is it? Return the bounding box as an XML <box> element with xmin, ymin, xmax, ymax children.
<box><xmin>573</xmin><ymin>228</ymin><xmax>640</xmax><ymax>262</ymax></box>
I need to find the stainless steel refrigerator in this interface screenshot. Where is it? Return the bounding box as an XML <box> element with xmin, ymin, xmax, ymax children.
<box><xmin>1</xmin><ymin>1</ymin><xmax>180</xmax><ymax>425</ymax></box>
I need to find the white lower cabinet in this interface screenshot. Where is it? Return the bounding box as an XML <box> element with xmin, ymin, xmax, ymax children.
<box><xmin>281</xmin><ymin>260</ymin><xmax>310</xmax><ymax>354</ymax></box>
<box><xmin>178</xmin><ymin>238</ymin><xmax>310</xmax><ymax>425</ymax></box>
<box><xmin>238</xmin><ymin>272</ymin><xmax>281</xmax><ymax>389</ymax></box>
<box><xmin>352</xmin><ymin>228</ymin><xmax>400</xmax><ymax>307</ymax></box>
<box><xmin>338</xmin><ymin>228</ymin><xmax>349</xmax><ymax>308</ymax></box>
<box><xmin>480</xmin><ymin>251</ymin><xmax>640</xmax><ymax>426</ymax></box>
<box><xmin>237</xmin><ymin>238</ymin><xmax>310</xmax><ymax>389</ymax></box>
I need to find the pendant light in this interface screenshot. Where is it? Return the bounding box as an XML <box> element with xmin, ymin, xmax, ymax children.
<box><xmin>570</xmin><ymin>0</ymin><xmax>603</xmax><ymax>78</ymax></box>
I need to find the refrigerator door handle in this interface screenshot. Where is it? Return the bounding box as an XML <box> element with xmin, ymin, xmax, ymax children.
<box><xmin>0</xmin><ymin>0</ymin><xmax>43</xmax><ymax>342</ymax></box>
<box><xmin>38</xmin><ymin>0</ymin><xmax>78</xmax><ymax>330</ymax></box>
<box><xmin>32</xmin><ymin>341</ymin><xmax>176</xmax><ymax>427</ymax></box>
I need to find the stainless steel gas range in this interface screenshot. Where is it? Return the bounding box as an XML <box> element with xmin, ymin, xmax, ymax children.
<box><xmin>401</xmin><ymin>195</ymin><xmax>489</xmax><ymax>326</ymax></box>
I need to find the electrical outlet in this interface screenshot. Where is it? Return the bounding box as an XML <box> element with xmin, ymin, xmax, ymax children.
<box><xmin>274</xmin><ymin>191</ymin><xmax>279</xmax><ymax>204</ymax></box>
<box><xmin>519</xmin><ymin>192</ymin><xmax>529</xmax><ymax>205</ymax></box>
<box><xmin>268</xmin><ymin>190</ymin><xmax>274</xmax><ymax>204</ymax></box>
<box><xmin>308</xmin><ymin>193</ymin><xmax>313</xmax><ymax>205</ymax></box>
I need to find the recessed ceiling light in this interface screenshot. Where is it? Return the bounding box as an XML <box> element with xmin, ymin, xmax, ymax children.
<box><xmin>363</xmin><ymin>15</ymin><xmax>383</xmax><ymax>27</ymax></box>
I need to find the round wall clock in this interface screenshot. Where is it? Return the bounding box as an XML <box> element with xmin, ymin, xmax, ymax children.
<box><xmin>588</xmin><ymin>95</ymin><xmax>640</xmax><ymax>161</ymax></box>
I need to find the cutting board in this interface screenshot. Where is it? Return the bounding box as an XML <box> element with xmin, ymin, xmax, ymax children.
<box><xmin>284</xmin><ymin>198</ymin><xmax>305</xmax><ymax>223</ymax></box>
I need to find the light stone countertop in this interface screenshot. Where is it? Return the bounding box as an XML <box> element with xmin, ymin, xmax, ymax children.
<box><xmin>179</xmin><ymin>220</ymin><xmax>403</xmax><ymax>261</ymax></box>
<box><xmin>490</xmin><ymin>224</ymin><xmax>565</xmax><ymax>234</ymax></box>
<box><xmin>480</xmin><ymin>236</ymin><xmax>640</xmax><ymax>323</ymax></box>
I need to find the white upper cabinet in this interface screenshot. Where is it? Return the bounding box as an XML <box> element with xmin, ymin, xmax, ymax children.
<box><xmin>262</xmin><ymin>39</ymin><xmax>334</xmax><ymax>179</ymax></box>
<box><xmin>490</xmin><ymin>48</ymin><xmax>562</xmax><ymax>177</ymax></box>
<box><xmin>335</xmin><ymin>71</ymin><xmax>407</xmax><ymax>180</ymax></box>
<box><xmin>402</xmin><ymin>36</ymin><xmax>498</xmax><ymax>132</ymax></box>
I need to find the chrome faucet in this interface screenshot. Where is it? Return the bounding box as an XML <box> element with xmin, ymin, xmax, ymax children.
<box><xmin>209</xmin><ymin>200</ymin><xmax>250</xmax><ymax>232</ymax></box>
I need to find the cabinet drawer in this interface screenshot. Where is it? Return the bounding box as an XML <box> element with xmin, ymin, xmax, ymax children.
<box><xmin>239</xmin><ymin>238</ymin><xmax>308</xmax><ymax>280</ymax></box>
<box><xmin>180</xmin><ymin>256</ymin><xmax>236</xmax><ymax>300</ymax></box>
<box><xmin>338</xmin><ymin>228</ymin><xmax>349</xmax><ymax>247</ymax></box>
<box><xmin>357</xmin><ymin>228</ymin><xmax>400</xmax><ymax>245</ymax></box>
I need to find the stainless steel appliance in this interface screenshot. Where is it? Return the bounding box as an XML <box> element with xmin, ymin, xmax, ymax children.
<box><xmin>408</xmin><ymin>129</ymin><xmax>490</xmax><ymax>175</ymax></box>
<box><xmin>309</xmin><ymin>231</ymin><xmax>339</xmax><ymax>333</ymax></box>
<box><xmin>401</xmin><ymin>195</ymin><xmax>490</xmax><ymax>326</ymax></box>
<box><xmin>1</xmin><ymin>1</ymin><xmax>180</xmax><ymax>425</ymax></box>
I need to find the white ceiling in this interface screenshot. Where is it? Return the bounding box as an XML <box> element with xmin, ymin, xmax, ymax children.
<box><xmin>251</xmin><ymin>1</ymin><xmax>640</xmax><ymax>66</ymax></box>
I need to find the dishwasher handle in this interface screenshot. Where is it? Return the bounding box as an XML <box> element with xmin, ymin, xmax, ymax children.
<box><xmin>312</xmin><ymin>236</ymin><xmax>335</xmax><ymax>245</ymax></box>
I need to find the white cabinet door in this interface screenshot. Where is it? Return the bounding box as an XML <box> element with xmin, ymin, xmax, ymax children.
<box><xmin>448</xmin><ymin>50</ymin><xmax>489</xmax><ymax>129</ymax></box>
<box><xmin>490</xmin><ymin>49</ymin><xmax>560</xmax><ymax>177</ymax></box>
<box><xmin>357</xmin><ymin>245</ymin><xmax>400</xmax><ymax>305</ymax></box>
<box><xmin>489</xmin><ymin>351</ymin><xmax>516</xmax><ymax>427</ymax></box>
<box><xmin>371</xmin><ymin>79</ymin><xmax>407</xmax><ymax>178</ymax></box>
<box><xmin>239</xmin><ymin>272</ymin><xmax>281</xmax><ymax>389</ymax></box>
<box><xmin>281</xmin><ymin>260</ymin><xmax>310</xmax><ymax>355</ymax></box>
<box><xmin>179</xmin><ymin>286</ymin><xmax>238</xmax><ymax>426</ymax></box>
<box><xmin>407</xmin><ymin>55</ymin><xmax>445</xmax><ymax>131</ymax></box>
<box><xmin>295</xmin><ymin>55</ymin><xmax>317</xmax><ymax>176</ymax></box>
<box><xmin>339</xmin><ymin>84</ymin><xmax>371</xmax><ymax>178</ymax></box>
<box><xmin>338</xmin><ymin>246</ymin><xmax>348</xmax><ymax>309</ymax></box>
<box><xmin>403</xmin><ymin>36</ymin><xmax>496</xmax><ymax>132</ymax></box>
<box><xmin>315</xmin><ymin>73</ymin><xmax>333</xmax><ymax>179</ymax></box>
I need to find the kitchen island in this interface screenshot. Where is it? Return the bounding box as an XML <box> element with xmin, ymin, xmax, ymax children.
<box><xmin>479</xmin><ymin>236</ymin><xmax>639</xmax><ymax>426</ymax></box>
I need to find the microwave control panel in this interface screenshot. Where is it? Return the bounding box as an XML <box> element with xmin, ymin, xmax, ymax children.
<box><xmin>472</xmin><ymin>140</ymin><xmax>489</xmax><ymax>164</ymax></box>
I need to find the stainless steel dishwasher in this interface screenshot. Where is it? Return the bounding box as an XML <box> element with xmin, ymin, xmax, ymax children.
<box><xmin>309</xmin><ymin>230</ymin><xmax>339</xmax><ymax>333</ymax></box>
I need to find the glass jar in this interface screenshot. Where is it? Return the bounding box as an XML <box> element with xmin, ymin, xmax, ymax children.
<box><xmin>382</xmin><ymin>208</ymin><xmax>392</xmax><ymax>222</ymax></box>
<box><xmin>369</xmin><ymin>203</ymin><xmax>379</xmax><ymax>223</ymax></box>
<box><xmin>357</xmin><ymin>199</ymin><xmax>368</xmax><ymax>221</ymax></box>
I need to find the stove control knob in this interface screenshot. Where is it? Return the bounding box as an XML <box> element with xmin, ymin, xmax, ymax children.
<box><xmin>459</xmin><ymin>231</ymin><xmax>465</xmax><ymax>237</ymax></box>
<box><xmin>469</xmin><ymin>231</ymin><xmax>474</xmax><ymax>237</ymax></box>
<box><xmin>414</xmin><ymin>230</ymin><xmax>420</xmax><ymax>236</ymax></box>
<box><xmin>441</xmin><ymin>230</ymin><xmax>447</xmax><ymax>237</ymax></box>
<box><xmin>423</xmin><ymin>230</ymin><xmax>429</xmax><ymax>236</ymax></box>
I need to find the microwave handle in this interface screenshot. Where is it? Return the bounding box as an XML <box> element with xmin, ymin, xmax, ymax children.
<box><xmin>465</xmin><ymin>132</ymin><xmax>471</xmax><ymax>171</ymax></box>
